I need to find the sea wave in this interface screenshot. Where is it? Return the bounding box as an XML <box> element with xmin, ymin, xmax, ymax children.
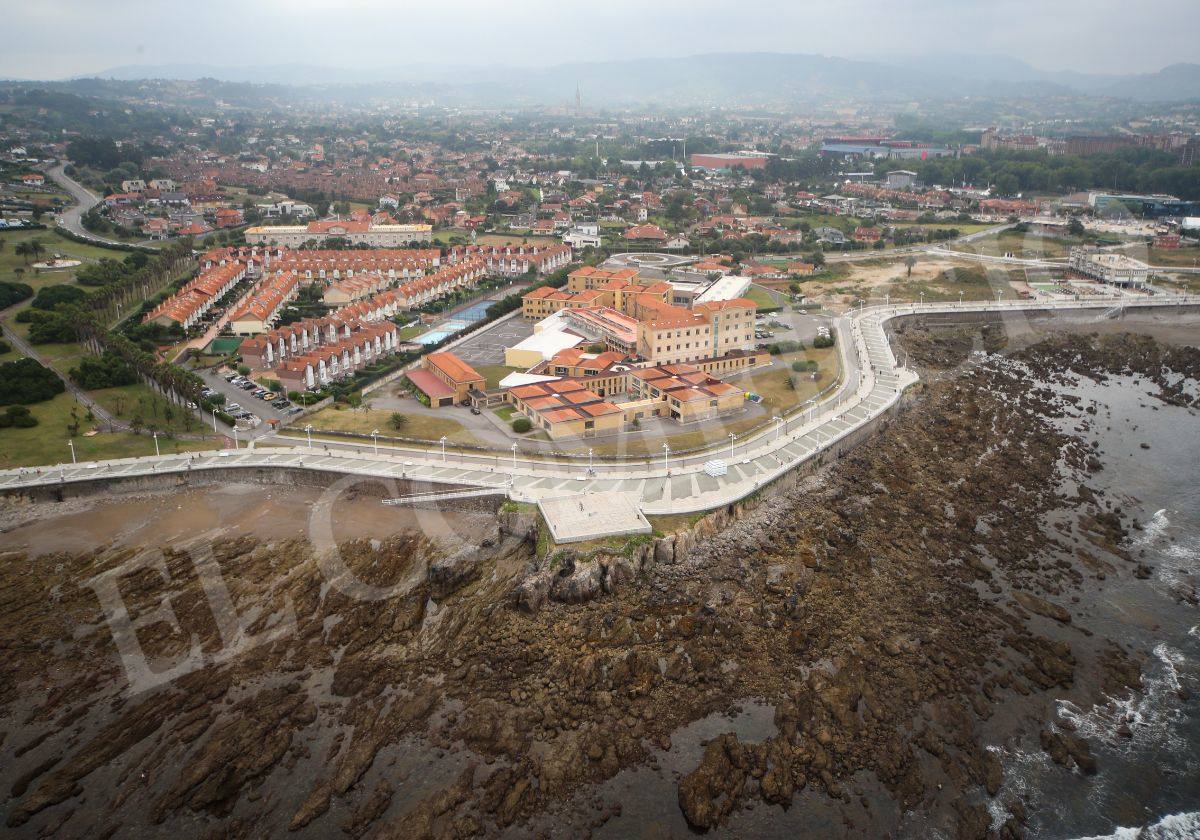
<box><xmin>1055</xmin><ymin>644</ymin><xmax>1190</xmax><ymax>756</ymax></box>
<box><xmin>1136</xmin><ymin>509</ymin><xmax>1172</xmax><ymax>548</ymax></box>
<box><xmin>1068</xmin><ymin>810</ymin><xmax>1200</xmax><ymax>839</ymax></box>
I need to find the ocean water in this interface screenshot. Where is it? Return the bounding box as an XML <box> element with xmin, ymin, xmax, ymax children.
<box><xmin>992</xmin><ymin>368</ymin><xmax>1200</xmax><ymax>840</ymax></box>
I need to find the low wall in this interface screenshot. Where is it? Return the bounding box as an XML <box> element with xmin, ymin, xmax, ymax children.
<box><xmin>5</xmin><ymin>465</ymin><xmax>504</xmax><ymax>515</ymax></box>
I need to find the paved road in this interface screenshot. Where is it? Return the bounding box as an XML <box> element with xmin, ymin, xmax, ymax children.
<box><xmin>44</xmin><ymin>162</ymin><xmax>223</xmax><ymax>250</ymax></box>
<box><xmin>43</xmin><ymin>162</ymin><xmax>122</xmax><ymax>246</ymax></box>
<box><xmin>6</xmin><ymin>293</ymin><xmax>1195</xmax><ymax>518</ymax></box>
<box><xmin>0</xmin><ymin>321</ymin><xmax>124</xmax><ymax>429</ymax></box>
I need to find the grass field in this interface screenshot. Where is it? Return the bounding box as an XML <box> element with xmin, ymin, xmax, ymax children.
<box><xmin>1145</xmin><ymin>247</ymin><xmax>1200</xmax><ymax>267</ymax></box>
<box><xmin>29</xmin><ymin>341</ymin><xmax>209</xmax><ymax>435</ymax></box>
<box><xmin>0</xmin><ymin>391</ymin><xmax>217</xmax><ymax>469</ymax></box>
<box><xmin>472</xmin><ymin>363</ymin><xmax>519</xmax><ymax>389</ymax></box>
<box><xmin>745</xmin><ymin>285</ymin><xmax>780</xmax><ymax>311</ymax></box>
<box><xmin>304</xmin><ymin>405</ymin><xmax>483</xmax><ymax>444</ymax></box>
<box><xmin>0</xmin><ymin>228</ymin><xmax>127</xmax><ymax>298</ymax></box>
<box><xmin>965</xmin><ymin>229</ymin><xmax>1082</xmax><ymax>259</ymax></box>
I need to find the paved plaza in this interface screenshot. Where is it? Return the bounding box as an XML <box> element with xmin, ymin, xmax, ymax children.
<box><xmin>538</xmin><ymin>491</ymin><xmax>651</xmax><ymax>543</ymax></box>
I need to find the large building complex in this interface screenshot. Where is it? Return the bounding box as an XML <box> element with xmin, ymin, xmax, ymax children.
<box><xmin>688</xmin><ymin>151</ymin><xmax>773</xmax><ymax>171</ymax></box>
<box><xmin>244</xmin><ymin>218</ymin><xmax>433</xmax><ymax>247</ymax></box>
<box><xmin>505</xmin><ymin>356</ymin><xmax>747</xmax><ymax>440</ymax></box>
<box><xmin>1067</xmin><ymin>247</ymin><xmax>1150</xmax><ymax>287</ymax></box>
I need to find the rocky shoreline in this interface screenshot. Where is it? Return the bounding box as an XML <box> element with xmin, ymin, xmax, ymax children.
<box><xmin>0</xmin><ymin>325</ymin><xmax>1196</xmax><ymax>838</ymax></box>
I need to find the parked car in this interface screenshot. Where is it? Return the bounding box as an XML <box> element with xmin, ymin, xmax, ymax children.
<box><xmin>470</xmin><ymin>407</ymin><xmax>482</xmax><ymax>415</ymax></box>
<box><xmin>263</xmin><ymin>392</ymin><xmax>276</xmax><ymax>401</ymax></box>
<box><xmin>226</xmin><ymin>403</ymin><xmax>241</xmax><ymax>411</ymax></box>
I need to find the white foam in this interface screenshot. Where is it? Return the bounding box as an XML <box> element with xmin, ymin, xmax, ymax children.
<box><xmin>984</xmin><ymin>743</ymin><xmax>1051</xmax><ymax>830</ymax></box>
<box><xmin>1068</xmin><ymin>810</ymin><xmax>1200</xmax><ymax>840</ymax></box>
<box><xmin>1136</xmin><ymin>509</ymin><xmax>1172</xmax><ymax>548</ymax></box>
<box><xmin>1055</xmin><ymin>645</ymin><xmax>1190</xmax><ymax>758</ymax></box>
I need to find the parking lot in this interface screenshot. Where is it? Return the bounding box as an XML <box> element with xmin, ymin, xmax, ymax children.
<box><xmin>196</xmin><ymin>368</ymin><xmax>298</xmax><ymax>436</ymax></box>
<box><xmin>449</xmin><ymin>315</ymin><xmax>535</xmax><ymax>366</ymax></box>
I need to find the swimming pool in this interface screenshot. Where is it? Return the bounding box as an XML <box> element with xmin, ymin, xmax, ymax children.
<box><xmin>414</xmin><ymin>318</ymin><xmax>471</xmax><ymax>345</ymax></box>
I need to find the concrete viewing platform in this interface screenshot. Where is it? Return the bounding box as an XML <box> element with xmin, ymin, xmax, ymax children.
<box><xmin>537</xmin><ymin>491</ymin><xmax>652</xmax><ymax>544</ymax></box>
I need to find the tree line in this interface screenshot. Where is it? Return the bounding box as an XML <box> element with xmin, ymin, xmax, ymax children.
<box><xmin>895</xmin><ymin>148</ymin><xmax>1200</xmax><ymax>200</ymax></box>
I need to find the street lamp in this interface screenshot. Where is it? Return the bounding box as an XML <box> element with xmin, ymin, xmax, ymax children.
<box><xmin>153</xmin><ymin>430</ymin><xmax>160</xmax><ymax>457</ymax></box>
<box><xmin>662</xmin><ymin>443</ymin><xmax>670</xmax><ymax>473</ymax></box>
<box><xmin>959</xmin><ymin>291</ymin><xmax>964</xmax><ymax>304</ymax></box>
<box><xmin>440</xmin><ymin>435</ymin><xmax>447</xmax><ymax>461</ymax></box>
<box><xmin>371</xmin><ymin>428</ymin><xmax>379</xmax><ymax>455</ymax></box>
<box><xmin>305</xmin><ymin>424</ymin><xmax>313</xmax><ymax>449</ymax></box>
<box><xmin>996</xmin><ymin>289</ymin><xmax>1003</xmax><ymax>302</ymax></box>
<box><xmin>728</xmin><ymin>433</ymin><xmax>736</xmax><ymax>461</ymax></box>
<box><xmin>67</xmin><ymin>439</ymin><xmax>76</xmax><ymax>465</ymax></box>
<box><xmin>773</xmin><ymin>414</ymin><xmax>783</xmax><ymax>442</ymax></box>
<box><xmin>919</xmin><ymin>291</ymin><xmax>925</xmax><ymax>307</ymax></box>
<box><xmin>588</xmin><ymin>447</ymin><xmax>594</xmax><ymax>474</ymax></box>
<box><xmin>510</xmin><ymin>442</ymin><xmax>518</xmax><ymax>474</ymax></box>
<box><xmin>232</xmin><ymin>426</ymin><xmax>239</xmax><ymax>450</ymax></box>
<box><xmin>885</xmin><ymin>292</ymin><xmax>890</xmax><ymax>307</ymax></box>
<box><xmin>858</xmin><ymin>298</ymin><xmax>864</xmax><ymax>312</ymax></box>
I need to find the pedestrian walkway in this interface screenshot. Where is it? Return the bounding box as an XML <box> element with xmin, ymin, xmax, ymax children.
<box><xmin>1</xmin><ymin>295</ymin><xmax>1197</xmax><ymax>531</ymax></box>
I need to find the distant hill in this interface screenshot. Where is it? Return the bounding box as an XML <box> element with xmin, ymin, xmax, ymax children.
<box><xmin>85</xmin><ymin>53</ymin><xmax>1200</xmax><ymax>106</ymax></box>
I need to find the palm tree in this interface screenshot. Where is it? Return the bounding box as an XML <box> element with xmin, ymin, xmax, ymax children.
<box><xmin>904</xmin><ymin>255</ymin><xmax>917</xmax><ymax>278</ymax></box>
<box><xmin>14</xmin><ymin>242</ymin><xmax>32</xmax><ymax>263</ymax></box>
<box><xmin>27</xmin><ymin>238</ymin><xmax>45</xmax><ymax>263</ymax></box>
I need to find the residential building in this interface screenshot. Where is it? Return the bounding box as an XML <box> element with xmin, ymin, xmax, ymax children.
<box><xmin>1068</xmin><ymin>247</ymin><xmax>1150</xmax><ymax>287</ymax></box>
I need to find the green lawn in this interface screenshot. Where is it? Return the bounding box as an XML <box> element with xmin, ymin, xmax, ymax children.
<box><xmin>0</xmin><ymin>391</ymin><xmax>217</xmax><ymax>469</ymax></box>
<box><xmin>304</xmin><ymin>405</ymin><xmax>483</xmax><ymax>445</ymax></box>
<box><xmin>18</xmin><ymin>341</ymin><xmax>212</xmax><ymax>436</ymax></box>
<box><xmin>745</xmin><ymin>285</ymin><xmax>780</xmax><ymax>311</ymax></box>
<box><xmin>494</xmin><ymin>405</ymin><xmax>516</xmax><ymax>421</ymax></box>
<box><xmin>1146</xmin><ymin>247</ymin><xmax>1200</xmax><ymax>267</ymax></box>
<box><xmin>472</xmin><ymin>363</ymin><xmax>519</xmax><ymax>389</ymax></box>
<box><xmin>0</xmin><ymin>229</ymin><xmax>141</xmax><ymax>321</ymax></box>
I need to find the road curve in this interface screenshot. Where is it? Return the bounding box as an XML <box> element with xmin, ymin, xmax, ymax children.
<box><xmin>2</xmin><ymin>294</ymin><xmax>1196</xmax><ymax>516</ymax></box>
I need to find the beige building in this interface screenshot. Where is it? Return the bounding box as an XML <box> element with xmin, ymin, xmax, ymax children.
<box><xmin>245</xmin><ymin>219</ymin><xmax>433</xmax><ymax>248</ymax></box>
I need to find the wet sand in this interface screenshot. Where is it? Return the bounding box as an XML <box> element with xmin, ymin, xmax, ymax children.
<box><xmin>0</xmin><ymin>482</ymin><xmax>495</xmax><ymax>557</ymax></box>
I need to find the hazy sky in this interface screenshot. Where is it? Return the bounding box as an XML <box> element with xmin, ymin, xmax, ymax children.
<box><xmin>3</xmin><ymin>0</ymin><xmax>1198</xmax><ymax>79</ymax></box>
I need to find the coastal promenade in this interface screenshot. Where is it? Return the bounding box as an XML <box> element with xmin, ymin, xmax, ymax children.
<box><xmin>2</xmin><ymin>295</ymin><xmax>1197</xmax><ymax>520</ymax></box>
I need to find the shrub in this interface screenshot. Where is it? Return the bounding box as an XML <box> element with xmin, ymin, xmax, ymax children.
<box><xmin>69</xmin><ymin>352</ymin><xmax>138</xmax><ymax>389</ymax></box>
<box><xmin>0</xmin><ymin>405</ymin><xmax>37</xmax><ymax>428</ymax></box>
<box><xmin>767</xmin><ymin>340</ymin><xmax>804</xmax><ymax>355</ymax></box>
<box><xmin>388</xmin><ymin>412</ymin><xmax>408</xmax><ymax>431</ymax></box>
<box><xmin>0</xmin><ymin>281</ymin><xmax>33</xmax><ymax>309</ymax></box>
<box><xmin>511</xmin><ymin>417</ymin><xmax>532</xmax><ymax>433</ymax></box>
<box><xmin>812</xmin><ymin>335</ymin><xmax>836</xmax><ymax>349</ymax></box>
<box><xmin>0</xmin><ymin>358</ymin><xmax>65</xmax><ymax>405</ymax></box>
<box><xmin>26</xmin><ymin>310</ymin><xmax>78</xmax><ymax>344</ymax></box>
<box><xmin>0</xmin><ymin>339</ymin><xmax>10</xmax><ymax>355</ymax></box>
<box><xmin>31</xmin><ymin>284</ymin><xmax>88</xmax><ymax>310</ymax></box>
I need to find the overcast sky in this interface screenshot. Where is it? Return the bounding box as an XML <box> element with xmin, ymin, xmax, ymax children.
<box><xmin>3</xmin><ymin>0</ymin><xmax>1197</xmax><ymax>79</ymax></box>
